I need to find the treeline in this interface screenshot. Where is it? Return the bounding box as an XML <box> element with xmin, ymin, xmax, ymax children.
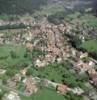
<box><xmin>47</xmin><ymin>10</ymin><xmax>77</xmax><ymax>25</ymax></box>
<box><xmin>65</xmin><ymin>33</ymin><xmax>97</xmax><ymax>60</ymax></box>
<box><xmin>0</xmin><ymin>0</ymin><xmax>47</xmax><ymax>15</ymax></box>
<box><xmin>48</xmin><ymin>11</ymin><xmax>66</xmax><ymax>24</ymax></box>
<box><xmin>0</xmin><ymin>23</ymin><xmax>28</xmax><ymax>30</ymax></box>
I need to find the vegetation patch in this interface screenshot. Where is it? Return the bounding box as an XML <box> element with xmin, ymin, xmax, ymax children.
<box><xmin>0</xmin><ymin>45</ymin><xmax>31</xmax><ymax>79</ymax></box>
<box><xmin>80</xmin><ymin>40</ymin><xmax>97</xmax><ymax>59</ymax></box>
<box><xmin>20</xmin><ymin>88</ymin><xmax>65</xmax><ymax>100</ymax></box>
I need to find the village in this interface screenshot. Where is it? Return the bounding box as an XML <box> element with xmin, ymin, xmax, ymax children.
<box><xmin>0</xmin><ymin>15</ymin><xmax>97</xmax><ymax>100</ymax></box>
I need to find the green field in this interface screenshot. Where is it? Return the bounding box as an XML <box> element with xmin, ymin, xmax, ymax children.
<box><xmin>20</xmin><ymin>88</ymin><xmax>65</xmax><ymax>100</ymax></box>
<box><xmin>0</xmin><ymin>45</ymin><xmax>31</xmax><ymax>68</ymax></box>
<box><xmin>68</xmin><ymin>13</ymin><xmax>97</xmax><ymax>28</ymax></box>
<box><xmin>27</xmin><ymin>62</ymin><xmax>88</xmax><ymax>89</ymax></box>
<box><xmin>80</xmin><ymin>40</ymin><xmax>97</xmax><ymax>53</ymax></box>
<box><xmin>34</xmin><ymin>3</ymin><xmax>65</xmax><ymax>16</ymax></box>
<box><xmin>27</xmin><ymin>62</ymin><xmax>73</xmax><ymax>83</ymax></box>
<box><xmin>20</xmin><ymin>87</ymin><xmax>83</xmax><ymax>100</ymax></box>
<box><xmin>0</xmin><ymin>44</ymin><xmax>32</xmax><ymax>81</ymax></box>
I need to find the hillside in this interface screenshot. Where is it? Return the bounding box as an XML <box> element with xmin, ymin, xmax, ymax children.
<box><xmin>0</xmin><ymin>0</ymin><xmax>97</xmax><ymax>100</ymax></box>
<box><xmin>0</xmin><ymin>0</ymin><xmax>96</xmax><ymax>15</ymax></box>
<box><xmin>0</xmin><ymin>0</ymin><xmax>47</xmax><ymax>15</ymax></box>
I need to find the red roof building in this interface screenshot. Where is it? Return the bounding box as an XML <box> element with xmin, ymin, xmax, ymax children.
<box><xmin>56</xmin><ymin>84</ymin><xmax>68</xmax><ymax>94</ymax></box>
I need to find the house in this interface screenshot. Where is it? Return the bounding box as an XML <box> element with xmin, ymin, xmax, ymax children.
<box><xmin>79</xmin><ymin>34</ymin><xmax>85</xmax><ymax>42</ymax></box>
<box><xmin>56</xmin><ymin>84</ymin><xmax>68</xmax><ymax>94</ymax></box>
<box><xmin>2</xmin><ymin>91</ymin><xmax>20</xmax><ymax>100</ymax></box>
<box><xmin>42</xmin><ymin>79</ymin><xmax>49</xmax><ymax>87</ymax></box>
<box><xmin>35</xmin><ymin>59</ymin><xmax>47</xmax><ymax>68</ymax></box>
<box><xmin>20</xmin><ymin>69</ymin><xmax>27</xmax><ymax>76</ymax></box>
<box><xmin>58</xmin><ymin>24</ymin><xmax>66</xmax><ymax>33</ymax></box>
<box><xmin>71</xmin><ymin>48</ymin><xmax>77</xmax><ymax>57</ymax></box>
<box><xmin>26</xmin><ymin>42</ymin><xmax>33</xmax><ymax>52</ymax></box>
<box><xmin>88</xmin><ymin>61</ymin><xmax>95</xmax><ymax>67</ymax></box>
<box><xmin>25</xmin><ymin>78</ymin><xmax>38</xmax><ymax>95</ymax></box>
<box><xmin>88</xmin><ymin>69</ymin><xmax>96</xmax><ymax>75</ymax></box>
<box><xmin>71</xmin><ymin>87</ymin><xmax>84</xmax><ymax>95</ymax></box>
<box><xmin>0</xmin><ymin>33</ymin><xmax>4</xmax><ymax>37</ymax></box>
<box><xmin>56</xmin><ymin>57</ymin><xmax>62</xmax><ymax>63</ymax></box>
<box><xmin>81</xmin><ymin>63</ymin><xmax>90</xmax><ymax>72</ymax></box>
<box><xmin>7</xmin><ymin>79</ymin><xmax>17</xmax><ymax>88</ymax></box>
<box><xmin>0</xmin><ymin>69</ymin><xmax>6</xmax><ymax>75</ymax></box>
<box><xmin>88</xmin><ymin>69</ymin><xmax>97</xmax><ymax>87</ymax></box>
<box><xmin>75</xmin><ymin>60</ymin><xmax>94</xmax><ymax>73</ymax></box>
<box><xmin>45</xmin><ymin>54</ymin><xmax>54</xmax><ymax>63</ymax></box>
<box><xmin>53</xmin><ymin>47</ymin><xmax>61</xmax><ymax>56</ymax></box>
<box><xmin>80</xmin><ymin>52</ymin><xmax>88</xmax><ymax>59</ymax></box>
<box><xmin>48</xmin><ymin>45</ymin><xmax>61</xmax><ymax>56</ymax></box>
<box><xmin>12</xmin><ymin>74</ymin><xmax>21</xmax><ymax>82</ymax></box>
<box><xmin>25</xmin><ymin>32</ymin><xmax>32</xmax><ymax>41</ymax></box>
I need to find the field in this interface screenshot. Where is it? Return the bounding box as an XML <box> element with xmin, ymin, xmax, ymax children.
<box><xmin>27</xmin><ymin>62</ymin><xmax>88</xmax><ymax>89</ymax></box>
<box><xmin>0</xmin><ymin>44</ymin><xmax>32</xmax><ymax>81</ymax></box>
<box><xmin>80</xmin><ymin>40</ymin><xmax>97</xmax><ymax>59</ymax></box>
<box><xmin>34</xmin><ymin>2</ymin><xmax>65</xmax><ymax>16</ymax></box>
<box><xmin>68</xmin><ymin>13</ymin><xmax>97</xmax><ymax>28</ymax></box>
<box><xmin>20</xmin><ymin>88</ymin><xmax>65</xmax><ymax>100</ymax></box>
<box><xmin>80</xmin><ymin>40</ymin><xmax>97</xmax><ymax>53</ymax></box>
<box><xmin>0</xmin><ymin>45</ymin><xmax>31</xmax><ymax>68</ymax></box>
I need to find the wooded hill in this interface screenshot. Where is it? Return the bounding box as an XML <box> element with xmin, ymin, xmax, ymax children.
<box><xmin>0</xmin><ymin>0</ymin><xmax>47</xmax><ymax>15</ymax></box>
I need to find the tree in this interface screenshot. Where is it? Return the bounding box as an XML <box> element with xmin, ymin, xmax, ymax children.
<box><xmin>26</xmin><ymin>68</ymin><xmax>33</xmax><ymax>76</ymax></box>
<box><xmin>0</xmin><ymin>90</ymin><xmax>6</xmax><ymax>100</ymax></box>
<box><xmin>6</xmin><ymin>69</ymin><xmax>17</xmax><ymax>77</ymax></box>
<box><xmin>10</xmin><ymin>50</ymin><xmax>17</xmax><ymax>58</ymax></box>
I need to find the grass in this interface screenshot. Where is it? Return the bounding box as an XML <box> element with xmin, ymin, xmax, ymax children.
<box><xmin>0</xmin><ymin>15</ymin><xmax>11</xmax><ymax>20</ymax></box>
<box><xmin>79</xmin><ymin>40</ymin><xmax>97</xmax><ymax>59</ymax></box>
<box><xmin>0</xmin><ymin>44</ymin><xmax>31</xmax><ymax>68</ymax></box>
<box><xmin>68</xmin><ymin>13</ymin><xmax>97</xmax><ymax>28</ymax></box>
<box><xmin>27</xmin><ymin>63</ymin><xmax>64</xmax><ymax>83</ymax></box>
<box><xmin>79</xmin><ymin>15</ymin><xmax>97</xmax><ymax>27</ymax></box>
<box><xmin>27</xmin><ymin>62</ymin><xmax>69</xmax><ymax>83</ymax></box>
<box><xmin>20</xmin><ymin>87</ymin><xmax>84</xmax><ymax>100</ymax></box>
<box><xmin>20</xmin><ymin>88</ymin><xmax>65</xmax><ymax>100</ymax></box>
<box><xmin>33</xmin><ymin>3</ymin><xmax>65</xmax><ymax>16</ymax></box>
<box><xmin>66</xmin><ymin>12</ymin><xmax>81</xmax><ymax>21</ymax></box>
<box><xmin>80</xmin><ymin>40</ymin><xmax>97</xmax><ymax>53</ymax></box>
<box><xmin>27</xmin><ymin>62</ymin><xmax>88</xmax><ymax>90</ymax></box>
<box><xmin>0</xmin><ymin>44</ymin><xmax>32</xmax><ymax>81</ymax></box>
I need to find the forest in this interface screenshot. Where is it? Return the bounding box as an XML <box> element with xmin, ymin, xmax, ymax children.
<box><xmin>0</xmin><ymin>0</ymin><xmax>47</xmax><ymax>15</ymax></box>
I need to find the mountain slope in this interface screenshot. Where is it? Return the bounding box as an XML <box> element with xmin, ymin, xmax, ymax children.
<box><xmin>0</xmin><ymin>0</ymin><xmax>47</xmax><ymax>15</ymax></box>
